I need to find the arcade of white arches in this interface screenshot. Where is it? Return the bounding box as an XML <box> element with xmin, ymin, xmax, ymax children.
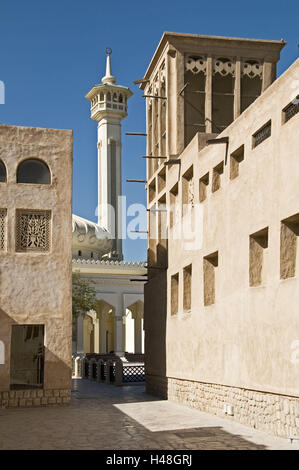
<box><xmin>76</xmin><ymin>299</ymin><xmax>144</xmax><ymax>355</ymax></box>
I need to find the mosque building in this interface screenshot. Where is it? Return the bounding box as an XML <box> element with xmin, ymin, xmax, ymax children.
<box><xmin>71</xmin><ymin>51</ymin><xmax>146</xmax><ymax>356</ymax></box>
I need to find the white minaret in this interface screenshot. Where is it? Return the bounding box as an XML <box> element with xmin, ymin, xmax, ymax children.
<box><xmin>85</xmin><ymin>48</ymin><xmax>132</xmax><ymax>260</ymax></box>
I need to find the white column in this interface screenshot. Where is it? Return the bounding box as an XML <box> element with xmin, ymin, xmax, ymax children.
<box><xmin>74</xmin><ymin>356</ymin><xmax>82</xmax><ymax>378</ymax></box>
<box><xmin>76</xmin><ymin>313</ymin><xmax>84</xmax><ymax>354</ymax></box>
<box><xmin>134</xmin><ymin>315</ymin><xmax>142</xmax><ymax>354</ymax></box>
<box><xmin>114</xmin><ymin>315</ymin><xmax>124</xmax><ymax>356</ymax></box>
<box><xmin>122</xmin><ymin>315</ymin><xmax>126</xmax><ymax>353</ymax></box>
<box><xmin>114</xmin><ymin>294</ymin><xmax>124</xmax><ymax>356</ymax></box>
<box><xmin>100</xmin><ymin>318</ymin><xmax>107</xmax><ymax>353</ymax></box>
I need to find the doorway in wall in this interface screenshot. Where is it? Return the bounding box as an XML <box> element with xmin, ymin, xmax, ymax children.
<box><xmin>10</xmin><ymin>324</ymin><xmax>44</xmax><ymax>390</ymax></box>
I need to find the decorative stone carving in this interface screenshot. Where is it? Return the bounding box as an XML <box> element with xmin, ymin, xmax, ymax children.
<box><xmin>213</xmin><ymin>57</ymin><xmax>235</xmax><ymax>76</ymax></box>
<box><xmin>241</xmin><ymin>60</ymin><xmax>263</xmax><ymax>78</ymax></box>
<box><xmin>16</xmin><ymin>210</ymin><xmax>51</xmax><ymax>252</ymax></box>
<box><xmin>185</xmin><ymin>55</ymin><xmax>206</xmax><ymax>75</ymax></box>
<box><xmin>153</xmin><ymin>75</ymin><xmax>159</xmax><ymax>95</ymax></box>
<box><xmin>0</xmin><ymin>209</ymin><xmax>6</xmax><ymax>250</ymax></box>
<box><xmin>89</xmin><ymin>235</ymin><xmax>96</xmax><ymax>245</ymax></box>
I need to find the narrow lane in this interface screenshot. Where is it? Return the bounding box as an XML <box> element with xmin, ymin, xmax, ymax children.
<box><xmin>0</xmin><ymin>379</ymin><xmax>297</xmax><ymax>450</ymax></box>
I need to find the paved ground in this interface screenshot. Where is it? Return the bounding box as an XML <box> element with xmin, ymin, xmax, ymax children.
<box><xmin>0</xmin><ymin>378</ymin><xmax>298</xmax><ymax>450</ymax></box>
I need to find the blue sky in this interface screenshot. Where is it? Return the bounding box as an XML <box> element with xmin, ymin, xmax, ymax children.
<box><xmin>0</xmin><ymin>0</ymin><xmax>298</xmax><ymax>261</ymax></box>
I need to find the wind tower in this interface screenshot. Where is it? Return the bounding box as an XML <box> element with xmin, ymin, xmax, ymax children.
<box><xmin>86</xmin><ymin>48</ymin><xmax>132</xmax><ymax>260</ymax></box>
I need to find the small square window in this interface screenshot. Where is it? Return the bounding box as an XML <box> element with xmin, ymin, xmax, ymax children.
<box><xmin>280</xmin><ymin>214</ymin><xmax>299</xmax><ymax>279</ymax></box>
<box><xmin>249</xmin><ymin>227</ymin><xmax>268</xmax><ymax>286</ymax></box>
<box><xmin>230</xmin><ymin>145</ymin><xmax>244</xmax><ymax>179</ymax></box>
<box><xmin>212</xmin><ymin>162</ymin><xmax>224</xmax><ymax>193</ymax></box>
<box><xmin>157</xmin><ymin>167</ymin><xmax>166</xmax><ymax>193</ymax></box>
<box><xmin>203</xmin><ymin>251</ymin><xmax>218</xmax><ymax>306</ymax></box>
<box><xmin>169</xmin><ymin>183</ymin><xmax>179</xmax><ymax>229</ymax></box>
<box><xmin>199</xmin><ymin>172</ymin><xmax>209</xmax><ymax>202</ymax></box>
<box><xmin>282</xmin><ymin>99</ymin><xmax>299</xmax><ymax>124</ymax></box>
<box><xmin>171</xmin><ymin>273</ymin><xmax>179</xmax><ymax>315</ymax></box>
<box><xmin>252</xmin><ymin>121</ymin><xmax>271</xmax><ymax>148</ymax></box>
<box><xmin>183</xmin><ymin>264</ymin><xmax>192</xmax><ymax>311</ymax></box>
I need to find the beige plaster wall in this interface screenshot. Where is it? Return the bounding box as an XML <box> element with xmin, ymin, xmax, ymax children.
<box><xmin>0</xmin><ymin>125</ymin><xmax>73</xmax><ymax>394</ymax></box>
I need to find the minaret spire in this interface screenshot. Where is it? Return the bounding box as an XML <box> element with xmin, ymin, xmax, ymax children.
<box><xmin>102</xmin><ymin>47</ymin><xmax>116</xmax><ymax>84</ymax></box>
<box><xmin>85</xmin><ymin>48</ymin><xmax>132</xmax><ymax>261</ymax></box>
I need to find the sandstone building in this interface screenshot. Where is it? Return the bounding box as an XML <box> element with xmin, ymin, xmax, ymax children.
<box><xmin>142</xmin><ymin>32</ymin><xmax>299</xmax><ymax>438</ymax></box>
<box><xmin>0</xmin><ymin>125</ymin><xmax>73</xmax><ymax>407</ymax></box>
<box><xmin>0</xmin><ymin>52</ymin><xmax>146</xmax><ymax>409</ymax></box>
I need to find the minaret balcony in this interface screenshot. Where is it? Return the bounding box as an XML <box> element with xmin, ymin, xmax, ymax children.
<box><xmin>90</xmin><ymin>101</ymin><xmax>127</xmax><ymax>121</ymax></box>
<box><xmin>86</xmin><ymin>50</ymin><xmax>132</xmax><ymax>121</ymax></box>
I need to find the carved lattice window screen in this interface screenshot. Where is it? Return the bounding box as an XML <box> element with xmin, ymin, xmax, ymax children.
<box><xmin>284</xmin><ymin>101</ymin><xmax>299</xmax><ymax>123</ymax></box>
<box><xmin>16</xmin><ymin>210</ymin><xmax>51</xmax><ymax>252</ymax></box>
<box><xmin>253</xmin><ymin>121</ymin><xmax>271</xmax><ymax>148</ymax></box>
<box><xmin>213</xmin><ymin>57</ymin><xmax>235</xmax><ymax>76</ymax></box>
<box><xmin>0</xmin><ymin>209</ymin><xmax>7</xmax><ymax>250</ymax></box>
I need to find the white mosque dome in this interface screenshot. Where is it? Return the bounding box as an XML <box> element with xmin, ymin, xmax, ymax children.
<box><xmin>72</xmin><ymin>213</ymin><xmax>113</xmax><ymax>259</ymax></box>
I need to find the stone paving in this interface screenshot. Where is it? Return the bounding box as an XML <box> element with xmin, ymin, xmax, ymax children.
<box><xmin>0</xmin><ymin>378</ymin><xmax>298</xmax><ymax>450</ymax></box>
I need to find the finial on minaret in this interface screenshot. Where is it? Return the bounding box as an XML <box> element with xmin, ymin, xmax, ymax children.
<box><xmin>85</xmin><ymin>49</ymin><xmax>133</xmax><ymax>261</ymax></box>
<box><xmin>102</xmin><ymin>47</ymin><xmax>116</xmax><ymax>84</ymax></box>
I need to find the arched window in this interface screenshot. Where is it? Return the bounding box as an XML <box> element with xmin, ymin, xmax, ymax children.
<box><xmin>17</xmin><ymin>159</ymin><xmax>51</xmax><ymax>184</ymax></box>
<box><xmin>0</xmin><ymin>160</ymin><xmax>6</xmax><ymax>182</ymax></box>
<box><xmin>100</xmin><ymin>92</ymin><xmax>104</xmax><ymax>101</ymax></box>
<box><xmin>119</xmin><ymin>94</ymin><xmax>123</xmax><ymax>103</ymax></box>
<box><xmin>113</xmin><ymin>93</ymin><xmax>118</xmax><ymax>102</ymax></box>
<box><xmin>107</xmin><ymin>92</ymin><xmax>111</xmax><ymax>101</ymax></box>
